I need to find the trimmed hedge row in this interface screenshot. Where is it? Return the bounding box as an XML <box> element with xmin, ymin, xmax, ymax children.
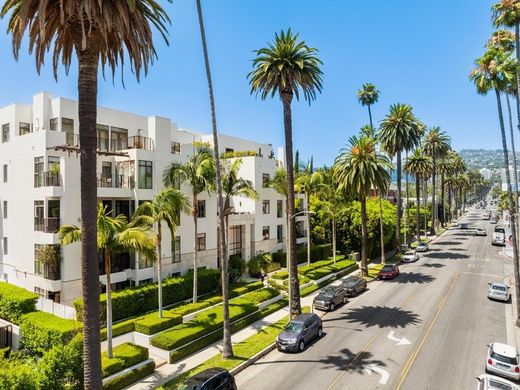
<box><xmin>103</xmin><ymin>360</ymin><xmax>156</xmax><ymax>390</ymax></box>
<box><xmin>0</xmin><ymin>282</ymin><xmax>38</xmax><ymax>323</ymax></box>
<box><xmin>272</xmin><ymin>244</ymin><xmax>333</xmax><ymax>267</ymax></box>
<box><xmin>75</xmin><ymin>269</ymin><xmax>221</xmax><ymax>323</ymax></box>
<box><xmin>20</xmin><ymin>311</ymin><xmax>81</xmax><ymax>355</ymax></box>
<box><xmin>300</xmin><ymin>263</ymin><xmax>359</xmax><ymax>297</ymax></box>
<box><xmin>101</xmin><ymin>318</ymin><xmax>136</xmax><ymax>341</ymax></box>
<box><xmin>102</xmin><ymin>343</ymin><xmax>148</xmax><ymax>378</ymax></box>
<box><xmin>304</xmin><ymin>260</ymin><xmax>355</xmax><ymax>280</ymax></box>
<box><xmin>134</xmin><ymin>312</ymin><xmax>183</xmax><ymax>335</ymax></box>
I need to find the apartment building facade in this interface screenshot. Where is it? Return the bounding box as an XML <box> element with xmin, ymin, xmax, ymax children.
<box><xmin>0</xmin><ymin>93</ymin><xmax>307</xmax><ymax>305</ymax></box>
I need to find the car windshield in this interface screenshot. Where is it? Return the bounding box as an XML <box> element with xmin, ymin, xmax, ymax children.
<box><xmin>492</xmin><ymin>285</ymin><xmax>507</xmax><ymax>292</ymax></box>
<box><xmin>319</xmin><ymin>289</ymin><xmax>335</xmax><ymax>298</ymax></box>
<box><xmin>381</xmin><ymin>266</ymin><xmax>394</xmax><ymax>272</ymax></box>
<box><xmin>418</xmin><ymin>243</ymin><xmax>426</xmax><ymax>247</ymax></box>
<box><xmin>284</xmin><ymin>321</ymin><xmax>303</xmax><ymax>333</ymax></box>
<box><xmin>488</xmin><ymin>379</ymin><xmax>513</xmax><ymax>390</ymax></box>
<box><xmin>491</xmin><ymin>350</ymin><xmax>518</xmax><ymax>365</ymax></box>
<box><xmin>405</xmin><ymin>250</ymin><xmax>414</xmax><ymax>256</ymax></box>
<box><xmin>178</xmin><ymin>382</ymin><xmax>203</xmax><ymax>390</ymax></box>
<box><xmin>495</xmin><ymin>227</ymin><xmax>506</xmax><ymax>234</ymax></box>
<box><xmin>344</xmin><ymin>279</ymin><xmax>358</xmax><ymax>287</ymax></box>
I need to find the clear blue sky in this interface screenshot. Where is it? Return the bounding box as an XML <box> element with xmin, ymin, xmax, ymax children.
<box><xmin>0</xmin><ymin>0</ymin><xmax>503</xmax><ymax>166</ymax></box>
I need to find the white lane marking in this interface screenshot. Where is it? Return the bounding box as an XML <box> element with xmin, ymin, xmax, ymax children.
<box><xmin>363</xmin><ymin>363</ymin><xmax>390</xmax><ymax>384</ymax></box>
<box><xmin>387</xmin><ymin>331</ymin><xmax>411</xmax><ymax>346</ymax></box>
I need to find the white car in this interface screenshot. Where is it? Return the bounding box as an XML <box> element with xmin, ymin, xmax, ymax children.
<box><xmin>488</xmin><ymin>282</ymin><xmax>510</xmax><ymax>302</ymax></box>
<box><xmin>476</xmin><ymin>228</ymin><xmax>487</xmax><ymax>236</ymax></box>
<box><xmin>402</xmin><ymin>249</ymin><xmax>419</xmax><ymax>263</ymax></box>
<box><xmin>476</xmin><ymin>374</ymin><xmax>519</xmax><ymax>390</ymax></box>
<box><xmin>416</xmin><ymin>242</ymin><xmax>429</xmax><ymax>252</ymax></box>
<box><xmin>486</xmin><ymin>342</ymin><xmax>520</xmax><ymax>381</ymax></box>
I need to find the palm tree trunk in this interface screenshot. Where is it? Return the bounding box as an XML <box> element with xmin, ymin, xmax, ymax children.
<box><xmin>360</xmin><ymin>194</ymin><xmax>368</xmax><ymax>277</ymax></box>
<box><xmin>448</xmin><ymin>186</ymin><xmax>452</xmax><ymax>222</ymax></box>
<box><xmin>77</xmin><ymin>49</ymin><xmax>102</xmax><ymax>389</ymax></box>
<box><xmin>195</xmin><ymin>0</ymin><xmax>232</xmax><ymax>358</ymax></box>
<box><xmin>416</xmin><ymin>177</ymin><xmax>421</xmax><ymax>242</ymax></box>
<box><xmin>405</xmin><ymin>153</ymin><xmax>410</xmax><ymax>245</ymax></box>
<box><xmin>378</xmin><ymin>190</ymin><xmax>385</xmax><ymax>264</ymax></box>
<box><xmin>423</xmin><ymin>179</ymin><xmax>428</xmax><ymax>237</ymax></box>
<box><xmin>192</xmin><ymin>196</ymin><xmax>198</xmax><ymax>303</ymax></box>
<box><xmin>157</xmin><ymin>222</ymin><xmax>163</xmax><ymax>318</ymax></box>
<box><xmin>430</xmin><ymin>158</ymin><xmax>437</xmax><ymax>236</ymax></box>
<box><xmin>506</xmin><ymin>93</ymin><xmax>519</xmax><ymax>209</ymax></box>
<box><xmin>396</xmin><ymin>150</ymin><xmax>402</xmax><ymax>248</ymax></box>
<box><xmin>332</xmin><ymin>217</ymin><xmax>337</xmax><ymax>265</ymax></box>
<box><xmin>441</xmin><ymin>172</ymin><xmax>445</xmax><ymax>227</ymax></box>
<box><xmin>105</xmin><ymin>252</ymin><xmax>113</xmax><ymax>359</ymax></box>
<box><xmin>306</xmin><ymin>193</ymin><xmax>311</xmax><ymax>266</ymax></box>
<box><xmin>281</xmin><ymin>91</ymin><xmax>301</xmax><ymax>318</ymax></box>
<box><xmin>368</xmin><ymin>104</ymin><xmax>373</xmax><ymax>131</ymax></box>
<box><xmin>496</xmin><ymin>87</ymin><xmax>520</xmax><ymax>325</ymax></box>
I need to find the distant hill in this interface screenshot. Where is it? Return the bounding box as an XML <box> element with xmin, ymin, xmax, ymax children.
<box><xmin>459</xmin><ymin>149</ymin><xmax>513</xmax><ymax>171</ymax></box>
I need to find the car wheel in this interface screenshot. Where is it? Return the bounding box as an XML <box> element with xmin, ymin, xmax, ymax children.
<box><xmin>317</xmin><ymin>327</ymin><xmax>323</xmax><ymax>338</ymax></box>
<box><xmin>342</xmin><ymin>296</ymin><xmax>347</xmax><ymax>304</ymax></box>
<box><xmin>298</xmin><ymin>340</ymin><xmax>305</xmax><ymax>352</ymax></box>
<box><xmin>330</xmin><ymin>303</ymin><xmax>335</xmax><ymax>311</ymax></box>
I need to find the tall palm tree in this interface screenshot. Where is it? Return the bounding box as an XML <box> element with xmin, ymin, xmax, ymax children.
<box><xmin>163</xmin><ymin>145</ymin><xmax>216</xmax><ymax>303</ymax></box>
<box><xmin>470</xmin><ymin>47</ymin><xmax>520</xmax><ymax>324</ymax></box>
<box><xmin>59</xmin><ymin>204</ymin><xmax>156</xmax><ymax>359</ymax></box>
<box><xmin>333</xmin><ymin>136</ymin><xmax>392</xmax><ymax>276</ymax></box>
<box><xmin>404</xmin><ymin>149</ymin><xmax>433</xmax><ymax>241</ymax></box>
<box><xmin>357</xmin><ymin>83</ymin><xmax>380</xmax><ymax>131</ymax></box>
<box><xmin>379</xmin><ymin>104</ymin><xmax>424</xmax><ymax>248</ymax></box>
<box><xmin>133</xmin><ymin>188</ymin><xmax>190</xmax><ymax>318</ymax></box>
<box><xmin>248</xmin><ymin>29</ymin><xmax>323</xmax><ymax>317</ymax></box>
<box><xmin>423</xmin><ymin>127</ymin><xmax>451</xmax><ymax>235</ymax></box>
<box><xmin>0</xmin><ymin>2</ymin><xmax>171</xmax><ymax>384</ymax></box>
<box><xmin>438</xmin><ymin>153</ymin><xmax>455</xmax><ymax>226</ymax></box>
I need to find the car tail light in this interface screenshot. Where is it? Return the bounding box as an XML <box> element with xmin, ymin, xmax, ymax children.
<box><xmin>488</xmin><ymin>359</ymin><xmax>493</xmax><ymax>365</ymax></box>
<box><xmin>515</xmin><ymin>367</ymin><xmax>519</xmax><ymax>373</ymax></box>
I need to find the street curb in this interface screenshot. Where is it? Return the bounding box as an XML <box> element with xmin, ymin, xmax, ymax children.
<box><xmin>229</xmin><ymin>343</ymin><xmax>276</xmax><ymax>376</ymax></box>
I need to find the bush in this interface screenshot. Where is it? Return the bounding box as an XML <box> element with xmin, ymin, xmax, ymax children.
<box><xmin>271</xmin><ymin>271</ymin><xmax>288</xmax><ymax>280</ymax></box>
<box><xmin>101</xmin><ymin>343</ymin><xmax>149</xmax><ymax>377</ymax></box>
<box><xmin>229</xmin><ymin>255</ymin><xmax>246</xmax><ymax>282</ymax></box>
<box><xmin>102</xmin><ymin>318</ymin><xmax>135</xmax><ymax>341</ymax></box>
<box><xmin>20</xmin><ymin>312</ymin><xmax>81</xmax><ymax>355</ymax></box>
<box><xmin>247</xmin><ymin>253</ymin><xmax>272</xmax><ymax>277</ymax></box>
<box><xmin>134</xmin><ymin>313</ymin><xmax>182</xmax><ymax>335</ymax></box>
<box><xmin>103</xmin><ymin>360</ymin><xmax>155</xmax><ymax>390</ymax></box>
<box><xmin>0</xmin><ymin>283</ymin><xmax>38</xmax><ymax>323</ymax></box>
<box><xmin>265</xmin><ymin>261</ymin><xmax>281</xmax><ymax>273</ymax></box>
<box><xmin>0</xmin><ymin>355</ymin><xmax>38</xmax><ymax>390</ymax></box>
<box><xmin>272</xmin><ymin>251</ymin><xmax>286</xmax><ymax>267</ymax></box>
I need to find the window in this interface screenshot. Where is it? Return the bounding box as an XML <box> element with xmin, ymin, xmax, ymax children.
<box><xmin>197</xmin><ymin>200</ymin><xmax>206</xmax><ymax>218</ymax></box>
<box><xmin>19</xmin><ymin>122</ymin><xmax>31</xmax><ymax>135</ymax></box>
<box><xmin>139</xmin><ymin>278</ymin><xmax>153</xmax><ymax>284</ymax></box>
<box><xmin>196</xmin><ymin>233</ymin><xmax>206</xmax><ymax>251</ymax></box>
<box><xmin>262</xmin><ymin>173</ymin><xmax>270</xmax><ymax>188</ymax></box>
<box><xmin>48</xmin><ymin>156</ymin><xmax>60</xmax><ymax>172</ymax></box>
<box><xmin>277</xmin><ymin>225</ymin><xmax>283</xmax><ymax>243</ymax></box>
<box><xmin>111</xmin><ymin>126</ymin><xmax>128</xmax><ymax>150</ymax></box>
<box><xmin>49</xmin><ymin>118</ymin><xmax>58</xmax><ymax>131</ymax></box>
<box><xmin>97</xmin><ymin>124</ymin><xmax>109</xmax><ymax>150</ymax></box>
<box><xmin>1</xmin><ymin>124</ymin><xmax>9</xmax><ymax>143</ymax></box>
<box><xmin>172</xmin><ymin>236</ymin><xmax>181</xmax><ymax>263</ymax></box>
<box><xmin>62</xmin><ymin>118</ymin><xmax>74</xmax><ymax>133</ymax></box>
<box><xmin>138</xmin><ymin>256</ymin><xmax>153</xmax><ymax>269</ymax></box>
<box><xmin>171</xmin><ymin>272</ymin><xmax>181</xmax><ymax>278</ymax></box>
<box><xmin>262</xmin><ymin>200</ymin><xmax>270</xmax><ymax>214</ymax></box>
<box><xmin>3</xmin><ymin>237</ymin><xmax>7</xmax><ymax>255</ymax></box>
<box><xmin>262</xmin><ymin>226</ymin><xmax>270</xmax><ymax>240</ymax></box>
<box><xmin>34</xmin><ymin>157</ymin><xmax>44</xmax><ymax>187</ymax></box>
<box><xmin>3</xmin><ymin>201</ymin><xmax>6</xmax><ymax>219</ymax></box>
<box><xmin>277</xmin><ymin>200</ymin><xmax>283</xmax><ymax>218</ymax></box>
<box><xmin>138</xmin><ymin>160</ymin><xmax>153</xmax><ymax>189</ymax></box>
<box><xmin>171</xmin><ymin>142</ymin><xmax>181</xmax><ymax>154</ymax></box>
<box><xmin>3</xmin><ymin>164</ymin><xmax>7</xmax><ymax>183</ymax></box>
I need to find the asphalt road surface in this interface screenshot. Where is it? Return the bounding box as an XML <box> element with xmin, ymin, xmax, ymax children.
<box><xmin>235</xmin><ymin>208</ymin><xmax>511</xmax><ymax>390</ymax></box>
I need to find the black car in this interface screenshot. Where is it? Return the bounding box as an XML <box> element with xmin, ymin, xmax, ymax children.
<box><xmin>276</xmin><ymin>313</ymin><xmax>322</xmax><ymax>352</ymax></box>
<box><xmin>179</xmin><ymin>367</ymin><xmax>237</xmax><ymax>390</ymax></box>
<box><xmin>459</xmin><ymin>223</ymin><xmax>468</xmax><ymax>229</ymax></box>
<box><xmin>313</xmin><ymin>286</ymin><xmax>347</xmax><ymax>311</ymax></box>
<box><xmin>341</xmin><ymin>276</ymin><xmax>367</xmax><ymax>297</ymax></box>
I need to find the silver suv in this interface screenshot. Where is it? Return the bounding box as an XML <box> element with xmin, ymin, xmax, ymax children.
<box><xmin>276</xmin><ymin>313</ymin><xmax>322</xmax><ymax>352</ymax></box>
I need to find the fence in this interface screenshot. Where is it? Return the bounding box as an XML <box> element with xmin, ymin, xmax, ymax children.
<box><xmin>37</xmin><ymin>297</ymin><xmax>77</xmax><ymax>320</ymax></box>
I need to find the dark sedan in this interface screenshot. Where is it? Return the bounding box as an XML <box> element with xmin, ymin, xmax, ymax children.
<box><xmin>378</xmin><ymin>264</ymin><xmax>400</xmax><ymax>280</ymax></box>
<box><xmin>179</xmin><ymin>368</ymin><xmax>236</xmax><ymax>390</ymax></box>
<box><xmin>341</xmin><ymin>276</ymin><xmax>367</xmax><ymax>297</ymax></box>
<box><xmin>313</xmin><ymin>286</ymin><xmax>347</xmax><ymax>311</ymax></box>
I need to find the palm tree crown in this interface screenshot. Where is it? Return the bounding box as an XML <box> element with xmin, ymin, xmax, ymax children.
<box><xmin>357</xmin><ymin>83</ymin><xmax>380</xmax><ymax>107</ymax></box>
<box><xmin>404</xmin><ymin>149</ymin><xmax>433</xmax><ymax>181</ymax></box>
<box><xmin>492</xmin><ymin>0</ymin><xmax>520</xmax><ymax>27</ymax></box>
<box><xmin>221</xmin><ymin>159</ymin><xmax>259</xmax><ymax>216</ymax></box>
<box><xmin>423</xmin><ymin>127</ymin><xmax>451</xmax><ymax>160</ymax></box>
<box><xmin>470</xmin><ymin>49</ymin><xmax>516</xmax><ymax>94</ymax></box>
<box><xmin>379</xmin><ymin>104</ymin><xmax>424</xmax><ymax>155</ymax></box>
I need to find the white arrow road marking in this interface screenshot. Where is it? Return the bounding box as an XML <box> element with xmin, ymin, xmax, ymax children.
<box><xmin>363</xmin><ymin>363</ymin><xmax>390</xmax><ymax>384</ymax></box>
<box><xmin>387</xmin><ymin>331</ymin><xmax>411</xmax><ymax>346</ymax></box>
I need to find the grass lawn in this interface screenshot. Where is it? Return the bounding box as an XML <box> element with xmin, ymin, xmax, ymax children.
<box><xmin>364</xmin><ymin>264</ymin><xmax>385</xmax><ymax>281</ymax></box>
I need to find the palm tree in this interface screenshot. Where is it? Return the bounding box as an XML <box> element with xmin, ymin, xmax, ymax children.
<box><xmin>379</xmin><ymin>104</ymin><xmax>424</xmax><ymax>248</ymax></box>
<box><xmin>470</xmin><ymin>46</ymin><xmax>520</xmax><ymax>324</ymax></box>
<box><xmin>59</xmin><ymin>203</ymin><xmax>156</xmax><ymax>359</ymax></box>
<box><xmin>357</xmin><ymin>83</ymin><xmax>380</xmax><ymax>131</ymax></box>
<box><xmin>248</xmin><ymin>29</ymin><xmax>323</xmax><ymax>317</ymax></box>
<box><xmin>163</xmin><ymin>145</ymin><xmax>216</xmax><ymax>303</ymax></box>
<box><xmin>423</xmin><ymin>127</ymin><xmax>451</xmax><ymax>235</ymax></box>
<box><xmin>438</xmin><ymin>153</ymin><xmax>455</xmax><ymax>226</ymax></box>
<box><xmin>333</xmin><ymin>136</ymin><xmax>392</xmax><ymax>276</ymax></box>
<box><xmin>404</xmin><ymin>149</ymin><xmax>433</xmax><ymax>241</ymax></box>
<box><xmin>133</xmin><ymin>188</ymin><xmax>190</xmax><ymax>318</ymax></box>
<box><xmin>0</xmin><ymin>2</ymin><xmax>171</xmax><ymax>384</ymax></box>
<box><xmin>317</xmin><ymin>176</ymin><xmax>344</xmax><ymax>265</ymax></box>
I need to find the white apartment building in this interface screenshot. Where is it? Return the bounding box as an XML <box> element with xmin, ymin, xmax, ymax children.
<box><xmin>501</xmin><ymin>166</ymin><xmax>520</xmax><ymax>191</ymax></box>
<box><xmin>0</xmin><ymin>93</ymin><xmax>307</xmax><ymax>305</ymax></box>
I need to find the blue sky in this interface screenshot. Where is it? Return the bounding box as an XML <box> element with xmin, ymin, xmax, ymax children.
<box><xmin>0</xmin><ymin>0</ymin><xmax>502</xmax><ymax>166</ymax></box>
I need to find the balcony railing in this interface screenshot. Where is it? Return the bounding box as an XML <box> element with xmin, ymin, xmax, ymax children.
<box><xmin>64</xmin><ymin>133</ymin><xmax>80</xmax><ymax>147</ymax></box>
<box><xmin>34</xmin><ymin>217</ymin><xmax>60</xmax><ymax>233</ymax></box>
<box><xmin>43</xmin><ymin>263</ymin><xmax>61</xmax><ymax>281</ymax></box>
<box><xmin>97</xmin><ymin>174</ymin><xmax>135</xmax><ymax>189</ymax></box>
<box><xmin>296</xmin><ymin>229</ymin><xmax>307</xmax><ymax>239</ymax></box>
<box><xmin>34</xmin><ymin>171</ymin><xmax>61</xmax><ymax>187</ymax></box>
<box><xmin>127</xmin><ymin>136</ymin><xmax>154</xmax><ymax>150</ymax></box>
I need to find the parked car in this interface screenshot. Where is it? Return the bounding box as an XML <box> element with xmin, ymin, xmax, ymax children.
<box><xmin>378</xmin><ymin>264</ymin><xmax>400</xmax><ymax>280</ymax></box>
<box><xmin>488</xmin><ymin>282</ymin><xmax>510</xmax><ymax>302</ymax></box>
<box><xmin>416</xmin><ymin>242</ymin><xmax>429</xmax><ymax>252</ymax></box>
<box><xmin>491</xmin><ymin>219</ymin><xmax>498</xmax><ymax>224</ymax></box>
<box><xmin>476</xmin><ymin>228</ymin><xmax>487</xmax><ymax>236</ymax></box>
<box><xmin>492</xmin><ymin>226</ymin><xmax>506</xmax><ymax>246</ymax></box>
<box><xmin>459</xmin><ymin>223</ymin><xmax>469</xmax><ymax>229</ymax></box>
<box><xmin>179</xmin><ymin>368</ymin><xmax>237</xmax><ymax>390</ymax></box>
<box><xmin>313</xmin><ymin>286</ymin><xmax>347</xmax><ymax>311</ymax></box>
<box><xmin>402</xmin><ymin>249</ymin><xmax>419</xmax><ymax>263</ymax></box>
<box><xmin>341</xmin><ymin>276</ymin><xmax>367</xmax><ymax>297</ymax></box>
<box><xmin>486</xmin><ymin>342</ymin><xmax>520</xmax><ymax>381</ymax></box>
<box><xmin>483</xmin><ymin>214</ymin><xmax>491</xmax><ymax>220</ymax></box>
<box><xmin>476</xmin><ymin>374</ymin><xmax>519</xmax><ymax>390</ymax></box>
<box><xmin>276</xmin><ymin>313</ymin><xmax>322</xmax><ymax>352</ymax></box>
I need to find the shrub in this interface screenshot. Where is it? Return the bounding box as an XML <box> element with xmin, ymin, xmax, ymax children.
<box><xmin>20</xmin><ymin>312</ymin><xmax>81</xmax><ymax>355</ymax></box>
<box><xmin>247</xmin><ymin>253</ymin><xmax>272</xmax><ymax>277</ymax></box>
<box><xmin>103</xmin><ymin>360</ymin><xmax>155</xmax><ymax>390</ymax></box>
<box><xmin>0</xmin><ymin>283</ymin><xmax>38</xmax><ymax>323</ymax></box>
<box><xmin>265</xmin><ymin>261</ymin><xmax>281</xmax><ymax>273</ymax></box>
<box><xmin>102</xmin><ymin>318</ymin><xmax>136</xmax><ymax>341</ymax></box>
<box><xmin>271</xmin><ymin>271</ymin><xmax>288</xmax><ymax>280</ymax></box>
<box><xmin>134</xmin><ymin>313</ymin><xmax>182</xmax><ymax>335</ymax></box>
<box><xmin>229</xmin><ymin>281</ymin><xmax>263</xmax><ymax>297</ymax></box>
<box><xmin>271</xmin><ymin>251</ymin><xmax>286</xmax><ymax>267</ymax></box>
<box><xmin>229</xmin><ymin>255</ymin><xmax>246</xmax><ymax>282</ymax></box>
<box><xmin>0</xmin><ymin>355</ymin><xmax>38</xmax><ymax>390</ymax></box>
<box><xmin>101</xmin><ymin>343</ymin><xmax>149</xmax><ymax>377</ymax></box>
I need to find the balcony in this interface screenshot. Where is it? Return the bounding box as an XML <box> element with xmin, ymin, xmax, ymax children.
<box><xmin>64</xmin><ymin>133</ymin><xmax>80</xmax><ymax>147</ymax></box>
<box><xmin>296</xmin><ymin>229</ymin><xmax>308</xmax><ymax>240</ymax></box>
<box><xmin>97</xmin><ymin>174</ymin><xmax>135</xmax><ymax>189</ymax></box>
<box><xmin>34</xmin><ymin>171</ymin><xmax>61</xmax><ymax>187</ymax></box>
<box><xmin>127</xmin><ymin>136</ymin><xmax>154</xmax><ymax>151</ymax></box>
<box><xmin>34</xmin><ymin>217</ymin><xmax>60</xmax><ymax>233</ymax></box>
<box><xmin>43</xmin><ymin>263</ymin><xmax>61</xmax><ymax>281</ymax></box>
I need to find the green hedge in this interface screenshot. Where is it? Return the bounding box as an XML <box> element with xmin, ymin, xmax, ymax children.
<box><xmin>304</xmin><ymin>260</ymin><xmax>355</xmax><ymax>280</ymax></box>
<box><xmin>0</xmin><ymin>283</ymin><xmax>38</xmax><ymax>323</ymax></box>
<box><xmin>102</xmin><ymin>343</ymin><xmax>149</xmax><ymax>378</ymax></box>
<box><xmin>265</xmin><ymin>262</ymin><xmax>281</xmax><ymax>273</ymax></box>
<box><xmin>134</xmin><ymin>312</ymin><xmax>183</xmax><ymax>335</ymax></box>
<box><xmin>75</xmin><ymin>269</ymin><xmax>221</xmax><ymax>323</ymax></box>
<box><xmin>103</xmin><ymin>360</ymin><xmax>155</xmax><ymax>390</ymax></box>
<box><xmin>271</xmin><ymin>271</ymin><xmax>288</xmax><ymax>280</ymax></box>
<box><xmin>101</xmin><ymin>318</ymin><xmax>136</xmax><ymax>341</ymax></box>
<box><xmin>20</xmin><ymin>311</ymin><xmax>81</xmax><ymax>355</ymax></box>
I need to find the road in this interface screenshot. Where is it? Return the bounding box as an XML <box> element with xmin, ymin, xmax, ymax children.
<box><xmin>235</xmin><ymin>208</ymin><xmax>512</xmax><ymax>390</ymax></box>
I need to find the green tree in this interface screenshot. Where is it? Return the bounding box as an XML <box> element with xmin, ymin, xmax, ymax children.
<box><xmin>357</xmin><ymin>83</ymin><xmax>380</xmax><ymax>131</ymax></box>
<box><xmin>333</xmin><ymin>136</ymin><xmax>392</xmax><ymax>276</ymax></box>
<box><xmin>378</xmin><ymin>104</ymin><xmax>424</xmax><ymax>248</ymax></box>
<box><xmin>133</xmin><ymin>188</ymin><xmax>190</xmax><ymax>318</ymax></box>
<box><xmin>0</xmin><ymin>1</ymin><xmax>171</xmax><ymax>385</ymax></box>
<box><xmin>248</xmin><ymin>29</ymin><xmax>323</xmax><ymax>317</ymax></box>
<box><xmin>163</xmin><ymin>144</ymin><xmax>216</xmax><ymax>304</ymax></box>
<box><xmin>59</xmin><ymin>204</ymin><xmax>156</xmax><ymax>359</ymax></box>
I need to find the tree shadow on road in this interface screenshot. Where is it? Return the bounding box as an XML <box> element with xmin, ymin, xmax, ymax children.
<box><xmin>423</xmin><ymin>263</ymin><xmax>446</xmax><ymax>268</ymax></box>
<box><xmin>433</xmin><ymin>240</ymin><xmax>462</xmax><ymax>246</ymax></box>
<box><xmin>390</xmin><ymin>272</ymin><xmax>435</xmax><ymax>284</ymax></box>
<box><xmin>424</xmin><ymin>251</ymin><xmax>469</xmax><ymax>260</ymax></box>
<box><xmin>318</xmin><ymin>348</ymin><xmax>386</xmax><ymax>374</ymax></box>
<box><xmin>323</xmin><ymin>306</ymin><xmax>421</xmax><ymax>329</ymax></box>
